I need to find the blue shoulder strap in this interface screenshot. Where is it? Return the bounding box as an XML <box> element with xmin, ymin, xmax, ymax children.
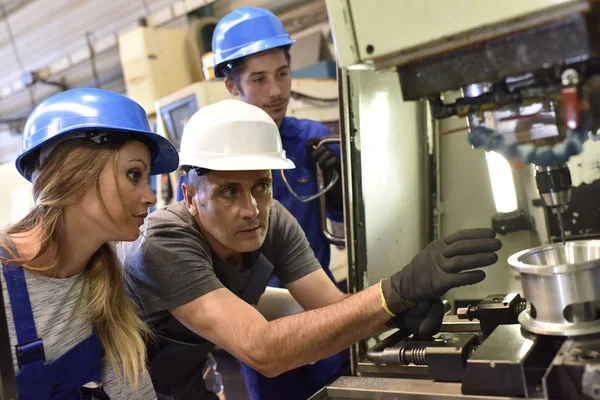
<box><xmin>1</xmin><ymin>245</ymin><xmax>45</xmax><ymax>369</ymax></box>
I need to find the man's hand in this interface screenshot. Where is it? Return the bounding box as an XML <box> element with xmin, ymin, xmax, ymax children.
<box><xmin>305</xmin><ymin>137</ymin><xmax>339</xmax><ymax>174</ymax></box>
<box><xmin>305</xmin><ymin>138</ymin><xmax>343</xmax><ymax>211</ymax></box>
<box><xmin>395</xmin><ymin>300</ymin><xmax>444</xmax><ymax>337</ymax></box>
<box><xmin>381</xmin><ymin>228</ymin><xmax>502</xmax><ymax>315</ymax></box>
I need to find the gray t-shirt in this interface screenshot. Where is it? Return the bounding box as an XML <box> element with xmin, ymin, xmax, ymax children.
<box><xmin>121</xmin><ymin>200</ymin><xmax>321</xmax><ymax>324</ymax></box>
<box><xmin>120</xmin><ymin>200</ymin><xmax>322</xmax><ymax>398</ymax></box>
<box><xmin>1</xmin><ymin>263</ymin><xmax>156</xmax><ymax>399</ymax></box>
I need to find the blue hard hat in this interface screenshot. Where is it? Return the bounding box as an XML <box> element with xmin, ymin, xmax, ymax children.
<box><xmin>15</xmin><ymin>88</ymin><xmax>179</xmax><ymax>181</ymax></box>
<box><xmin>212</xmin><ymin>7</ymin><xmax>295</xmax><ymax>78</ymax></box>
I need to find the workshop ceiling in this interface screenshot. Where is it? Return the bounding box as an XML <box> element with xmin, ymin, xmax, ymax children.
<box><xmin>0</xmin><ymin>0</ymin><xmax>327</xmax><ymax>164</ymax></box>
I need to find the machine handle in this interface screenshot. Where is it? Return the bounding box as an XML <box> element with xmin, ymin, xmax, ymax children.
<box><xmin>315</xmin><ymin>136</ymin><xmax>345</xmax><ymax>246</ymax></box>
<box><xmin>365</xmin><ymin>300</ymin><xmax>452</xmax><ymax>363</ymax></box>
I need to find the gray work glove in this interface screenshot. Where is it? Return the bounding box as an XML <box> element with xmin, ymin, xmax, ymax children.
<box><xmin>396</xmin><ymin>300</ymin><xmax>445</xmax><ymax>338</ymax></box>
<box><xmin>381</xmin><ymin>228</ymin><xmax>502</xmax><ymax>316</ymax></box>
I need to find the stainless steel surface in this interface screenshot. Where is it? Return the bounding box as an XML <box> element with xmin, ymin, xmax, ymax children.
<box><xmin>438</xmin><ymin>116</ymin><xmax>530</xmax><ymax>304</ymax></box>
<box><xmin>357</xmin><ymin>361</ymin><xmax>429</xmax><ymax>377</ymax></box>
<box><xmin>509</xmin><ymin>240</ymin><xmax>600</xmax><ymax>274</ymax></box>
<box><xmin>509</xmin><ymin>241</ymin><xmax>600</xmax><ymax>335</ymax></box>
<box><xmin>439</xmin><ymin>315</ymin><xmax>481</xmax><ymax>333</ymax></box>
<box><xmin>326</xmin><ymin>376</ymin><xmax>522</xmax><ymax>399</ymax></box>
<box><xmin>317</xmin><ymin>136</ymin><xmax>345</xmax><ymax>246</ymax></box>
<box><xmin>461</xmin><ymin>324</ymin><xmax>543</xmax><ymax>398</ymax></box>
<box><xmin>338</xmin><ymin>67</ymin><xmax>366</xmax><ymax>375</ymax></box>
<box><xmin>518</xmin><ymin>311</ymin><xmax>600</xmax><ymax>336</ymax></box>
<box><xmin>350</xmin><ymin>67</ymin><xmax>429</xmax><ymax>285</ymax></box>
<box><xmin>338</xmin><ymin>68</ymin><xmax>430</xmax><ymax>372</ymax></box>
<box><xmin>565</xmin><ymin>301</ymin><xmax>597</xmax><ymax>323</ymax></box>
<box><xmin>469</xmin><ymin>324</ymin><xmax>535</xmax><ymax>364</ymax></box>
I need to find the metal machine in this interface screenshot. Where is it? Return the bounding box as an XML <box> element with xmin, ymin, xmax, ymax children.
<box><xmin>323</xmin><ymin>242</ymin><xmax>600</xmax><ymax>399</ymax></box>
<box><xmin>323</xmin><ymin>0</ymin><xmax>600</xmax><ymax>398</ymax></box>
<box><xmin>331</xmin><ymin>0</ymin><xmax>600</xmax><ymax>234</ymax></box>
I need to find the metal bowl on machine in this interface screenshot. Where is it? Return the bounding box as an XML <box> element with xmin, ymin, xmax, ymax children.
<box><xmin>508</xmin><ymin>240</ymin><xmax>600</xmax><ymax>336</ymax></box>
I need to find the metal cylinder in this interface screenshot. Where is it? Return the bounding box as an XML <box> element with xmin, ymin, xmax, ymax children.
<box><xmin>535</xmin><ymin>164</ymin><xmax>572</xmax><ymax>206</ymax></box>
<box><xmin>399</xmin><ymin>347</ymin><xmax>428</xmax><ymax>366</ymax></box>
<box><xmin>509</xmin><ymin>241</ymin><xmax>600</xmax><ymax>336</ymax></box>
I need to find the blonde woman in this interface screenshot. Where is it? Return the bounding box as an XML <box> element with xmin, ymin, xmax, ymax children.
<box><xmin>0</xmin><ymin>88</ymin><xmax>179</xmax><ymax>399</ymax></box>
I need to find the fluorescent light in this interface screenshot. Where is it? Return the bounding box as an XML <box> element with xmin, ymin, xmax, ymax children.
<box><xmin>486</xmin><ymin>151</ymin><xmax>518</xmax><ymax>213</ymax></box>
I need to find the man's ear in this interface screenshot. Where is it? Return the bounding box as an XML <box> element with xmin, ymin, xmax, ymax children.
<box><xmin>182</xmin><ymin>182</ymin><xmax>197</xmax><ymax>216</ymax></box>
<box><xmin>224</xmin><ymin>78</ymin><xmax>239</xmax><ymax>97</ymax></box>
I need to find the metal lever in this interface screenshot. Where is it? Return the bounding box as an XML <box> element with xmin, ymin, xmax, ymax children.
<box><xmin>315</xmin><ymin>136</ymin><xmax>345</xmax><ymax>246</ymax></box>
<box><xmin>366</xmin><ymin>300</ymin><xmax>452</xmax><ymax>363</ymax></box>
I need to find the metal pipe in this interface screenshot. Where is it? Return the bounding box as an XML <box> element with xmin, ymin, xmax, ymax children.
<box><xmin>366</xmin><ymin>341</ymin><xmax>429</xmax><ymax>365</ymax></box>
<box><xmin>365</xmin><ymin>329</ymin><xmax>412</xmax><ymax>363</ymax></box>
<box><xmin>400</xmin><ymin>347</ymin><xmax>428</xmax><ymax>365</ymax></box>
<box><xmin>85</xmin><ymin>32</ymin><xmax>101</xmax><ymax>89</ymax></box>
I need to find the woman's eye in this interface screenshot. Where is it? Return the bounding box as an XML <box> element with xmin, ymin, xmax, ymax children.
<box><xmin>127</xmin><ymin>170</ymin><xmax>141</xmax><ymax>183</ymax></box>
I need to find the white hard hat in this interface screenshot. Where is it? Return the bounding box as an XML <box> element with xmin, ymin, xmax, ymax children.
<box><xmin>178</xmin><ymin>99</ymin><xmax>295</xmax><ymax>171</ymax></box>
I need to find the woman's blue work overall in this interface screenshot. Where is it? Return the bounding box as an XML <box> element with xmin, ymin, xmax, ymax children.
<box><xmin>2</xmin><ymin>253</ymin><xmax>104</xmax><ymax>400</ymax></box>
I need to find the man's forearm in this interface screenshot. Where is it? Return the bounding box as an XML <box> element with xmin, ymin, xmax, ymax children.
<box><xmin>253</xmin><ymin>283</ymin><xmax>389</xmax><ymax>376</ymax></box>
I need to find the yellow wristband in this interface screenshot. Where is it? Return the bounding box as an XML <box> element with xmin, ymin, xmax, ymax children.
<box><xmin>379</xmin><ymin>279</ymin><xmax>396</xmax><ymax>317</ymax></box>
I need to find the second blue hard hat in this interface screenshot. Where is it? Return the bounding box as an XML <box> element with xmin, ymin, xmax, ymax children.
<box><xmin>212</xmin><ymin>7</ymin><xmax>295</xmax><ymax>78</ymax></box>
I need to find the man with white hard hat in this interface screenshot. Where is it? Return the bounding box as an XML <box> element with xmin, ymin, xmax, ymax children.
<box><xmin>122</xmin><ymin>100</ymin><xmax>502</xmax><ymax>400</ymax></box>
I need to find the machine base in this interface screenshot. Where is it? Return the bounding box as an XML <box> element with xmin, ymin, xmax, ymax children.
<box><xmin>327</xmin><ymin>294</ymin><xmax>600</xmax><ymax>399</ymax></box>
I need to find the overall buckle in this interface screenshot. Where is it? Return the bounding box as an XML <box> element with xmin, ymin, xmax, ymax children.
<box><xmin>15</xmin><ymin>338</ymin><xmax>45</xmax><ymax>369</ymax></box>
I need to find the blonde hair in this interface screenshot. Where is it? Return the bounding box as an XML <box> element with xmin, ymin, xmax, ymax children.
<box><xmin>1</xmin><ymin>138</ymin><xmax>151</xmax><ymax>389</ymax></box>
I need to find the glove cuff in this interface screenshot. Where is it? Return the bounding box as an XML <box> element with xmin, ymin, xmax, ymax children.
<box><xmin>380</xmin><ymin>278</ymin><xmax>417</xmax><ymax>315</ymax></box>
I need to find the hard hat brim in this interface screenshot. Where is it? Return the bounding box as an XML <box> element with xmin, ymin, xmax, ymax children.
<box><xmin>179</xmin><ymin>153</ymin><xmax>295</xmax><ymax>171</ymax></box>
<box><xmin>15</xmin><ymin>123</ymin><xmax>179</xmax><ymax>181</ymax></box>
<box><xmin>214</xmin><ymin>37</ymin><xmax>295</xmax><ymax>78</ymax></box>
